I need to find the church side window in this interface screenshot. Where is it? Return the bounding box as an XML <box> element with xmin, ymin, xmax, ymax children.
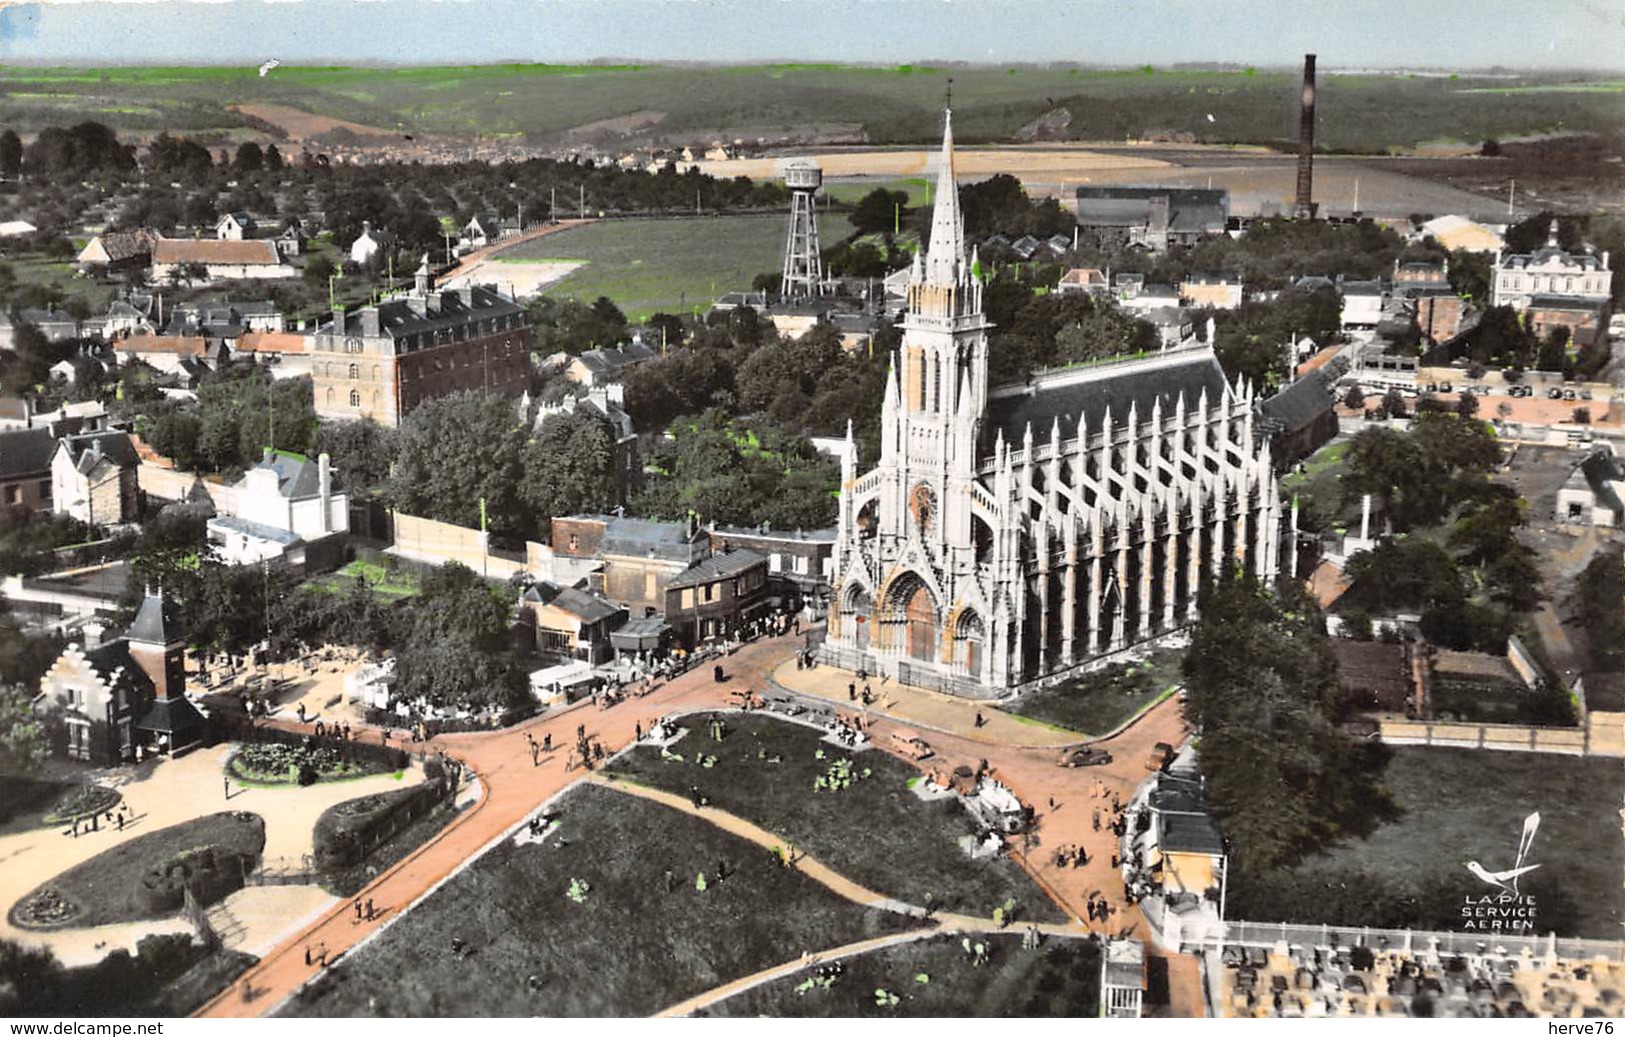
<box><xmin>349</xmin><ymin>389</ymin><xmax>361</xmax><ymax>407</ymax></box>
<box><xmin>348</xmin><ymin>363</ymin><xmax>359</xmax><ymax>380</ymax></box>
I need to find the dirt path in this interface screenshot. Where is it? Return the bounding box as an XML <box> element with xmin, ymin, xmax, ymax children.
<box><xmin>193</xmin><ymin>635</ymin><xmax>796</xmax><ymax>1018</ymax></box>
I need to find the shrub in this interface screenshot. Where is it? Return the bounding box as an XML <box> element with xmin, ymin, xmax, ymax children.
<box><xmin>312</xmin><ymin>772</ymin><xmax>452</xmax><ymax>870</ymax></box>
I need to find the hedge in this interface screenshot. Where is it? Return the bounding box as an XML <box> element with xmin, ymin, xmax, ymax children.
<box><xmin>312</xmin><ymin>763</ymin><xmax>454</xmax><ymax>871</ymax></box>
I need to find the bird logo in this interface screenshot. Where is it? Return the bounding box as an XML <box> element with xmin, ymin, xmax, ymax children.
<box><xmin>258</xmin><ymin>59</ymin><xmax>281</xmax><ymax>78</ymax></box>
<box><xmin>1465</xmin><ymin>812</ymin><xmax>1540</xmax><ymax>895</ymax></box>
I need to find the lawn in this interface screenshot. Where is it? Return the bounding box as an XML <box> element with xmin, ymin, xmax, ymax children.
<box><xmin>10</xmin><ymin>812</ymin><xmax>265</xmax><ymax>931</ymax></box>
<box><xmin>700</xmin><ymin>932</ymin><xmax>1102</xmax><ymax>1018</ymax></box>
<box><xmin>605</xmin><ymin>712</ymin><xmax>1065</xmax><ymax>923</ymax></box>
<box><xmin>0</xmin><ymin>775</ymin><xmax>77</xmax><ymax>827</ymax></box>
<box><xmin>280</xmin><ymin>783</ymin><xmax>918</xmax><ymax>1017</ymax></box>
<box><xmin>502</xmin><ymin>215</ymin><xmax>785</xmax><ymax>320</ymax></box>
<box><xmin>1006</xmin><ymin>647</ymin><xmax>1185</xmax><ymax>737</ymax></box>
<box><xmin>1226</xmin><ymin>748</ymin><xmax>1625</xmax><ymax>939</ymax></box>
<box><xmin>304</xmin><ymin>558</ymin><xmax>422</xmax><ymax>601</ymax></box>
<box><xmin>821</xmin><ymin>176</ymin><xmax>933</xmax><ymax>207</ymax></box>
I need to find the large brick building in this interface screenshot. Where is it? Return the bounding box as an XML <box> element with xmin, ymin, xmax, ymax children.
<box><xmin>311</xmin><ymin>261</ymin><xmax>531</xmax><ymax>427</ymax></box>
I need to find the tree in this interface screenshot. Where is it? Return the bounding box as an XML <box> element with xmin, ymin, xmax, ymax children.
<box><xmin>850</xmin><ymin>187</ymin><xmax>910</xmax><ymax>237</ymax></box>
<box><xmin>315</xmin><ymin>419</ymin><xmax>398</xmax><ymax>498</ymax></box>
<box><xmin>1577</xmin><ymin>549</ymin><xmax>1625</xmax><ymax>672</ymax></box>
<box><xmin>1454</xmin><ymin>391</ymin><xmax>1478</xmax><ymax>419</ymax></box>
<box><xmin>1182</xmin><ymin>572</ymin><xmax>1392</xmax><ymax>873</ymax></box>
<box><xmin>0</xmin><ymin>682</ymin><xmax>50</xmax><ymax>775</ymax></box>
<box><xmin>387</xmin><ymin>392</ymin><xmax>527</xmax><ymax>534</ymax></box>
<box><xmin>0</xmin><ymin>129</ymin><xmax>20</xmax><ymax>180</ymax></box>
<box><xmin>264</xmin><ymin>144</ymin><xmax>284</xmax><ymax>172</ymax></box>
<box><xmin>1573</xmin><ymin>407</ymin><xmax>1592</xmax><ymax>425</ymax></box>
<box><xmin>392</xmin><ymin>562</ymin><xmax>524</xmax><ymax>711</ymax></box>
<box><xmin>232</xmin><ymin>142</ymin><xmax>264</xmax><ymax>173</ymax></box>
<box><xmin>1341</xmin><ymin>385</ymin><xmax>1365</xmax><ymax>411</ymax></box>
<box><xmin>1446</xmin><ymin>249</ymin><xmax>1491</xmax><ymax>303</ymax></box>
<box><xmin>519</xmin><ymin>411</ymin><xmax>617</xmax><ymax>522</ymax></box>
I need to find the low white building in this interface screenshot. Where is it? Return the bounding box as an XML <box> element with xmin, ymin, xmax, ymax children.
<box><xmin>1556</xmin><ymin>447</ymin><xmax>1625</xmax><ymax>527</ymax></box>
<box><xmin>151</xmin><ymin>238</ymin><xmax>295</xmax><ymax>281</ymax></box>
<box><xmin>207</xmin><ymin>514</ymin><xmax>308</xmax><ymax>567</ymax></box>
<box><xmin>350</xmin><ymin>221</ymin><xmax>384</xmax><ymax>266</ymax></box>
<box><xmin>1339</xmin><ymin>281</ymin><xmax>1386</xmax><ymax>329</ymax></box>
<box><xmin>229</xmin><ymin>448</ymin><xmax>348</xmax><ymax>541</ymax></box>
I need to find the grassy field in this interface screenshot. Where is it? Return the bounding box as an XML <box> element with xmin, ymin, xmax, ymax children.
<box><xmin>304</xmin><ymin>558</ymin><xmax>422</xmax><ymax>601</ymax></box>
<box><xmin>2</xmin><ymin>64</ymin><xmax>1622</xmax><ymax>152</ymax></box>
<box><xmin>701</xmin><ymin>932</ymin><xmax>1103</xmax><ymax>1017</ymax></box>
<box><xmin>507</xmin><ymin>215</ymin><xmax>784</xmax><ymax>320</ymax></box>
<box><xmin>10</xmin><ymin>812</ymin><xmax>265</xmax><ymax>930</ymax></box>
<box><xmin>281</xmin><ymin>783</ymin><xmax>918</xmax><ymax>1017</ymax></box>
<box><xmin>1006</xmin><ymin>646</ymin><xmax>1186</xmax><ymax>737</ymax></box>
<box><xmin>605</xmin><ymin>712</ymin><xmax>1065</xmax><ymax>923</ymax></box>
<box><xmin>821</xmin><ymin>177</ymin><xmax>932</xmax><ymax>207</ymax></box>
<box><xmin>1227</xmin><ymin>747</ymin><xmax>1625</xmax><ymax>939</ymax></box>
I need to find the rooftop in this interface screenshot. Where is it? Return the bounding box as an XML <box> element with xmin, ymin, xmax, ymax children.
<box><xmin>665</xmin><ymin>548</ymin><xmax>768</xmax><ymax>591</ymax></box>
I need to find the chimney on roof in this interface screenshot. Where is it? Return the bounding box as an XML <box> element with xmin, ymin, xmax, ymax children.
<box><xmin>1294</xmin><ymin>54</ymin><xmax>1318</xmax><ymax>219</ymax></box>
<box><xmin>318</xmin><ymin>452</ymin><xmax>332</xmax><ymax>534</ymax></box>
<box><xmin>82</xmin><ymin>620</ymin><xmax>104</xmax><ymax>649</ymax></box>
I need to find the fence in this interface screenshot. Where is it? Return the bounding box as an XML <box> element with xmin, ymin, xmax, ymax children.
<box><xmin>242</xmin><ymin>854</ymin><xmax>319</xmax><ymax>888</ymax></box>
<box><xmin>1371</xmin><ymin>718</ymin><xmax>1615</xmax><ymax>757</ymax></box>
<box><xmin>1219</xmin><ymin>919</ymin><xmax>1624</xmax><ymax>963</ymax></box>
<box><xmin>815</xmin><ymin>643</ymin><xmax>1002</xmax><ymax>700</ymax></box>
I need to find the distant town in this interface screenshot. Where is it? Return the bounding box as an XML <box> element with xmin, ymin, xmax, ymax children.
<box><xmin>0</xmin><ymin>47</ymin><xmax>1621</xmax><ymax>1023</ymax></box>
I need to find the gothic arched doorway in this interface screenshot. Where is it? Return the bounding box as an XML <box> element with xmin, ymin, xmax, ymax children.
<box><xmin>843</xmin><ymin>584</ymin><xmax>874</xmax><ymax>651</ymax></box>
<box><xmin>905</xmin><ymin>584</ymin><xmax>937</xmax><ymax>662</ymax></box>
<box><xmin>956</xmin><ymin>610</ymin><xmax>985</xmax><ymax>676</ymax></box>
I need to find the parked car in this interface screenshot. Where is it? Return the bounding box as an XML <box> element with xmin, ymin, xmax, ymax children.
<box><xmin>889</xmin><ymin>729</ymin><xmax>934</xmax><ymax>760</ymax></box>
<box><xmin>1581</xmin><ymin>389</ymin><xmax>1594</xmax><ymax>400</ymax></box>
<box><xmin>1548</xmin><ymin>388</ymin><xmax>1563</xmax><ymax>400</ymax></box>
<box><xmin>1425</xmin><ymin>383</ymin><xmax>1438</xmax><ymax>392</ymax></box>
<box><xmin>1145</xmin><ymin>741</ymin><xmax>1176</xmax><ymax>772</ymax></box>
<box><xmin>1564</xmin><ymin>389</ymin><xmax>1577</xmax><ymax>401</ymax></box>
<box><xmin>1056</xmin><ymin>745</ymin><xmax>1114</xmax><ymax>768</ymax></box>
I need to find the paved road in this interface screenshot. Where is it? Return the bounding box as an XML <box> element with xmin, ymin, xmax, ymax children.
<box><xmin>198</xmin><ymin>632</ymin><xmax>1206</xmax><ymax>1018</ymax></box>
<box><xmin>196</xmin><ymin>636</ymin><xmax>793</xmax><ymax>1018</ymax></box>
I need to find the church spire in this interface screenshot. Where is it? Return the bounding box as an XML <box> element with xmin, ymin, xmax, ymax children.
<box><xmin>924</xmin><ymin>107</ymin><xmax>965</xmax><ymax>286</ymax></box>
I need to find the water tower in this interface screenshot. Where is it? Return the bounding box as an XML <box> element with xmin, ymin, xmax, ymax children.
<box><xmin>780</xmin><ymin>160</ymin><xmax>826</xmax><ymax>298</ymax></box>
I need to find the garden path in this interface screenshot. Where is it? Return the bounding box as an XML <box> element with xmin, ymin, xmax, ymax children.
<box><xmin>0</xmin><ymin>744</ymin><xmax>425</xmax><ymax>965</ymax></box>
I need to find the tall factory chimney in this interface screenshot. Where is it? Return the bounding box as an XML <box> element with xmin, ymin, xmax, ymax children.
<box><xmin>1294</xmin><ymin>53</ymin><xmax>1318</xmax><ymax>219</ymax></box>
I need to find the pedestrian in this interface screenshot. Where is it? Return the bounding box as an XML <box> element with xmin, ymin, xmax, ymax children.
<box><xmin>1077</xmin><ymin>849</ymin><xmax>1087</xmax><ymax>867</ymax></box>
<box><xmin>305</xmin><ymin>946</ymin><xmax>313</xmax><ymax>966</ymax></box>
<box><xmin>594</xmin><ymin>741</ymin><xmax>605</xmax><ymax>761</ymax></box>
<box><xmin>690</xmin><ymin>785</ymin><xmax>703</xmax><ymax>809</ymax></box>
<box><xmin>353</xmin><ymin>899</ymin><xmax>363</xmax><ymax>921</ymax></box>
<box><xmin>975</xmin><ymin>711</ymin><xmax>986</xmax><ymax>729</ymax></box>
<box><xmin>116</xmin><ymin>811</ymin><xmax>126</xmax><ymax>831</ymax></box>
<box><xmin>365</xmin><ymin>898</ymin><xmax>375</xmax><ymax>920</ymax></box>
<box><xmin>848</xmin><ymin>682</ymin><xmax>857</xmax><ymax>701</ymax></box>
<box><xmin>318</xmin><ymin>946</ymin><xmax>328</xmax><ymax>967</ymax></box>
<box><xmin>223</xmin><ymin>776</ymin><xmax>230</xmax><ymax>800</ymax></box>
<box><xmin>530</xmin><ymin>743</ymin><xmax>540</xmax><ymax>767</ymax></box>
<box><xmin>1092</xmin><ymin>808</ymin><xmax>1101</xmax><ymax>832</ymax></box>
<box><xmin>796</xmin><ymin>655</ymin><xmax>804</xmax><ymax>671</ymax></box>
<box><xmin>543</xmin><ymin>732</ymin><xmax>552</xmax><ymax>752</ymax></box>
<box><xmin>635</xmin><ymin>721</ymin><xmax>643</xmax><ymax>742</ymax></box>
<box><xmin>1111</xmin><ymin>852</ymin><xmax>1120</xmax><ymax>868</ymax></box>
<box><xmin>1048</xmin><ymin>796</ymin><xmax>1056</xmax><ymax>810</ymax></box>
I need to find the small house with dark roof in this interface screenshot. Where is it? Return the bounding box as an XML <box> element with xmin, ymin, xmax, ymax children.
<box><xmin>216</xmin><ymin>211</ymin><xmax>257</xmax><ymax>241</ymax></box>
<box><xmin>1556</xmin><ymin>447</ymin><xmax>1625</xmax><ymax>527</ymax></box>
<box><xmin>1256</xmin><ymin>366</ymin><xmax>1341</xmax><ymax>470</ymax></box>
<box><xmin>0</xmin><ymin>426</ymin><xmax>57</xmax><ymax>512</ymax></box>
<box><xmin>75</xmin><ymin>228</ymin><xmax>158</xmax><ymax>273</ymax></box>
<box><xmin>51</xmin><ymin>430</ymin><xmax>139</xmax><ymax>527</ymax></box>
<box><xmin>35</xmin><ymin>589</ymin><xmax>202</xmax><ymax>763</ymax></box>
<box><xmin>663</xmin><ymin>549</ymin><xmax>771</xmax><ymax>648</ymax></box>
<box><xmin>708</xmin><ymin>524</ymin><xmax>837</xmax><ymax>611</ymax></box>
<box><xmin>519</xmin><ymin>580</ymin><xmax>627</xmax><ymax>665</ymax></box>
<box><xmin>564</xmin><ymin>340</ymin><xmax>659</xmax><ymax>387</ymax></box>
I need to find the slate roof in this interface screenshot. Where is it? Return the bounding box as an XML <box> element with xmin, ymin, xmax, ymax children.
<box><xmin>1578</xmin><ymin>449</ymin><xmax>1625</xmax><ymax>513</ymax></box>
<box><xmin>1159</xmin><ymin>811</ymin><xmax>1226</xmax><ymax>855</ymax></box>
<box><xmin>598</xmin><ymin>516</ymin><xmax>700</xmax><ymax>562</ymax></box>
<box><xmin>1259</xmin><ymin>368</ymin><xmax>1338</xmax><ymax>435</ymax></box>
<box><xmin>0</xmin><ymin>427</ymin><xmax>56</xmax><ymax>479</ymax></box>
<box><xmin>1499</xmin><ymin>247</ymin><xmax>1607</xmax><ymax>272</ymax></box>
<box><xmin>135</xmin><ymin>694</ymin><xmax>204</xmax><ymax>735</ymax></box>
<box><xmin>152</xmin><ymin>238</ymin><xmax>282</xmax><ymax>267</ymax></box>
<box><xmin>1527</xmin><ymin>294</ymin><xmax>1609</xmax><ymax>314</ymax></box>
<box><xmin>249</xmin><ymin>451</ymin><xmax>322</xmax><ymax>500</ymax></box>
<box><xmin>330</xmin><ymin>285</ymin><xmax>525</xmax><ymax>342</ymax></box>
<box><xmin>523</xmin><ymin>581</ymin><xmax>623</xmax><ymax>624</ymax></box>
<box><xmin>126</xmin><ymin>591</ymin><xmax>184</xmax><ymax>646</ymax></box>
<box><xmin>665</xmin><ymin>549</ymin><xmax>768</xmax><ymax>591</ymax></box>
<box><xmin>985</xmin><ymin>350</ymin><xmax>1232</xmax><ymax>450</ymax></box>
<box><xmin>573</xmin><ymin>340</ymin><xmax>658</xmax><ymax>375</ymax></box>
<box><xmin>60</xmin><ymin>431</ymin><xmax>138</xmax><ymax>473</ymax></box>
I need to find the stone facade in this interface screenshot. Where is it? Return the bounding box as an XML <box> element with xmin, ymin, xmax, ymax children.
<box><xmin>825</xmin><ymin>112</ymin><xmax>1279</xmax><ymax>696</ymax></box>
<box><xmin>1492</xmin><ymin>223</ymin><xmax>1613</xmax><ymax>311</ymax></box>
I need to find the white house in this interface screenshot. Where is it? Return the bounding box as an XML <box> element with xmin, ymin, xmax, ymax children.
<box><xmin>51</xmin><ymin>431</ymin><xmax>139</xmax><ymax>527</ymax></box>
<box><xmin>1339</xmin><ymin>280</ymin><xmax>1386</xmax><ymax>329</ymax></box>
<box><xmin>0</xmin><ymin>220</ymin><xmax>37</xmax><ymax>238</ymax></box>
<box><xmin>350</xmin><ymin>221</ymin><xmax>384</xmax><ymax>266</ymax></box>
<box><xmin>1492</xmin><ymin>222</ymin><xmax>1613</xmax><ymax>311</ymax></box>
<box><xmin>227</xmin><ymin>449</ymin><xmax>348</xmax><ymax>541</ymax></box>
<box><xmin>151</xmin><ymin>238</ymin><xmax>295</xmax><ymax>281</ymax></box>
<box><xmin>215</xmin><ymin>211</ymin><xmax>256</xmax><ymax>241</ymax></box>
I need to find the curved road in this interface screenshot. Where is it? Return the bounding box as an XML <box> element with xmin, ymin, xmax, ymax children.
<box><xmin>197</xmin><ymin>631</ymin><xmax>1203</xmax><ymax>1017</ymax></box>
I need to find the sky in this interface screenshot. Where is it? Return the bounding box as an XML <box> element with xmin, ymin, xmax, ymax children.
<box><xmin>0</xmin><ymin>0</ymin><xmax>1622</xmax><ymax>70</ymax></box>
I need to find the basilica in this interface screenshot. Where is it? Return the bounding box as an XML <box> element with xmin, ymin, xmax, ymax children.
<box><xmin>824</xmin><ymin>111</ymin><xmax>1282</xmax><ymax>697</ymax></box>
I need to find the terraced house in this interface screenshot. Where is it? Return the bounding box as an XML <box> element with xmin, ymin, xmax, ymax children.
<box><xmin>311</xmin><ymin>259</ymin><xmax>532</xmax><ymax>426</ymax></box>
